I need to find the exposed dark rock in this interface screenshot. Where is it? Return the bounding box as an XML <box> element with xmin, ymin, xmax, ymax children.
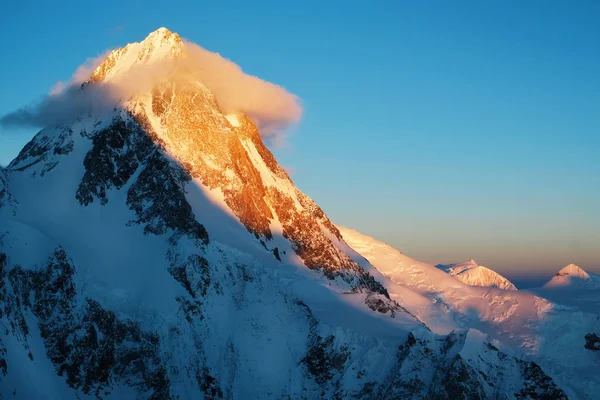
<box><xmin>197</xmin><ymin>368</ymin><xmax>223</xmax><ymax>400</ymax></box>
<box><xmin>364</xmin><ymin>292</ymin><xmax>416</xmax><ymax>321</ymax></box>
<box><xmin>126</xmin><ymin>151</ymin><xmax>208</xmax><ymax>243</ymax></box>
<box><xmin>0</xmin><ymin>169</ymin><xmax>16</xmax><ymax>213</ymax></box>
<box><xmin>76</xmin><ymin>116</ymin><xmax>154</xmax><ymax>206</ymax></box>
<box><xmin>585</xmin><ymin>333</ymin><xmax>600</xmax><ymax>351</ymax></box>
<box><xmin>168</xmin><ymin>255</ymin><xmax>211</xmax><ymax>298</ymax></box>
<box><xmin>515</xmin><ymin>360</ymin><xmax>568</xmax><ymax>399</ymax></box>
<box><xmin>1</xmin><ymin>255</ymin><xmax>32</xmax><ymax>352</ymax></box>
<box><xmin>75</xmin><ymin>113</ymin><xmax>209</xmax><ymax>245</ymax></box>
<box><xmin>3</xmin><ymin>248</ymin><xmax>172</xmax><ymax>399</ymax></box>
<box><xmin>176</xmin><ymin>297</ymin><xmax>204</xmax><ymax>323</ymax></box>
<box><xmin>300</xmin><ymin>335</ymin><xmax>350</xmax><ymax>385</ymax></box>
<box><xmin>8</xmin><ymin>126</ymin><xmax>74</xmax><ymax>177</ymax></box>
<box><xmin>434</xmin><ymin>355</ymin><xmax>486</xmax><ymax>400</ymax></box>
<box><xmin>272</xmin><ymin>247</ymin><xmax>281</xmax><ymax>261</ymax></box>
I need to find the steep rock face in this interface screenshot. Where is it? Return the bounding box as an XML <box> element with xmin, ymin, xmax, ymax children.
<box><xmin>436</xmin><ymin>260</ymin><xmax>518</xmax><ymax>291</ymax></box>
<box><xmin>9</xmin><ymin>125</ymin><xmax>74</xmax><ymax>177</ymax></box>
<box><xmin>145</xmin><ymin>81</ymin><xmax>383</xmax><ymax>292</ymax></box>
<box><xmin>74</xmin><ymin>112</ymin><xmax>208</xmax><ymax>243</ymax></box>
<box><xmin>80</xmin><ymin>31</ymin><xmax>388</xmax><ymax>295</ymax></box>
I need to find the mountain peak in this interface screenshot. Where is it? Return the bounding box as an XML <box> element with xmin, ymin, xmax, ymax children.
<box><xmin>436</xmin><ymin>261</ymin><xmax>517</xmax><ymax>291</ymax></box>
<box><xmin>90</xmin><ymin>27</ymin><xmax>184</xmax><ymax>83</ymax></box>
<box><xmin>149</xmin><ymin>27</ymin><xmax>175</xmax><ymax>36</ymax></box>
<box><xmin>543</xmin><ymin>263</ymin><xmax>592</xmax><ymax>288</ymax></box>
<box><xmin>555</xmin><ymin>263</ymin><xmax>589</xmax><ymax>279</ymax></box>
<box><xmin>143</xmin><ymin>27</ymin><xmax>183</xmax><ymax>46</ymax></box>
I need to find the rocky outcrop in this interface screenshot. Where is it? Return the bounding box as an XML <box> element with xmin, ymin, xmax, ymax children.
<box><xmin>373</xmin><ymin>332</ymin><xmax>567</xmax><ymax>400</ymax></box>
<box><xmin>267</xmin><ymin>186</ymin><xmax>388</xmax><ymax>296</ymax></box>
<box><xmin>585</xmin><ymin>333</ymin><xmax>600</xmax><ymax>351</ymax></box>
<box><xmin>75</xmin><ymin>112</ymin><xmax>209</xmax><ymax>245</ymax></box>
<box><xmin>9</xmin><ymin>126</ymin><xmax>74</xmax><ymax>177</ymax></box>
<box><xmin>2</xmin><ymin>249</ymin><xmax>171</xmax><ymax>398</ymax></box>
<box><xmin>76</xmin><ymin>115</ymin><xmax>157</xmax><ymax>207</ymax></box>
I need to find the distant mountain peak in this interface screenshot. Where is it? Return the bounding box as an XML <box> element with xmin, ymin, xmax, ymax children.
<box><xmin>436</xmin><ymin>260</ymin><xmax>518</xmax><ymax>291</ymax></box>
<box><xmin>556</xmin><ymin>263</ymin><xmax>589</xmax><ymax>278</ymax></box>
<box><xmin>543</xmin><ymin>263</ymin><xmax>593</xmax><ymax>288</ymax></box>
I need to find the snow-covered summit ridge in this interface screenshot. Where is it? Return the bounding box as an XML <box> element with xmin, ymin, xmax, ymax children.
<box><xmin>556</xmin><ymin>263</ymin><xmax>591</xmax><ymax>279</ymax></box>
<box><xmin>436</xmin><ymin>259</ymin><xmax>518</xmax><ymax>291</ymax></box>
<box><xmin>89</xmin><ymin>27</ymin><xmax>184</xmax><ymax>83</ymax></box>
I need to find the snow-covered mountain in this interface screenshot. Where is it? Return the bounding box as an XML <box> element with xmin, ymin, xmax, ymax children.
<box><xmin>337</xmin><ymin>225</ymin><xmax>600</xmax><ymax>399</ymax></box>
<box><xmin>0</xmin><ymin>28</ymin><xmax>592</xmax><ymax>399</ymax></box>
<box><xmin>543</xmin><ymin>264</ymin><xmax>598</xmax><ymax>289</ymax></box>
<box><xmin>436</xmin><ymin>260</ymin><xmax>518</xmax><ymax>290</ymax></box>
<box><xmin>529</xmin><ymin>264</ymin><xmax>600</xmax><ymax>316</ymax></box>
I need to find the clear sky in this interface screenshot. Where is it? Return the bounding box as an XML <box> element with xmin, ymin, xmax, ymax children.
<box><xmin>1</xmin><ymin>0</ymin><xmax>598</xmax><ymax>281</ymax></box>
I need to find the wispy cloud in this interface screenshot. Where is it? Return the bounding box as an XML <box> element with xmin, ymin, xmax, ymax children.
<box><xmin>0</xmin><ymin>33</ymin><xmax>302</xmax><ymax>143</ymax></box>
<box><xmin>49</xmin><ymin>50</ymin><xmax>113</xmax><ymax>96</ymax></box>
<box><xmin>179</xmin><ymin>40</ymin><xmax>302</xmax><ymax>136</ymax></box>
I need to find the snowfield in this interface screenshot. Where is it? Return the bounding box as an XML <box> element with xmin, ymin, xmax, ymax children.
<box><xmin>337</xmin><ymin>225</ymin><xmax>600</xmax><ymax>399</ymax></box>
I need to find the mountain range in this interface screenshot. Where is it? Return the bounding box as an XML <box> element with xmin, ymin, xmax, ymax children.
<box><xmin>0</xmin><ymin>28</ymin><xmax>598</xmax><ymax>400</ymax></box>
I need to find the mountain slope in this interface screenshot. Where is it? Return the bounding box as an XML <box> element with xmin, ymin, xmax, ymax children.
<box><xmin>337</xmin><ymin>225</ymin><xmax>600</xmax><ymax>399</ymax></box>
<box><xmin>0</xmin><ymin>28</ymin><xmax>576</xmax><ymax>399</ymax></box>
<box><xmin>436</xmin><ymin>260</ymin><xmax>518</xmax><ymax>290</ymax></box>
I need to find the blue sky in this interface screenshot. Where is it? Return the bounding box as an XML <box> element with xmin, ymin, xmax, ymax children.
<box><xmin>1</xmin><ymin>0</ymin><xmax>598</xmax><ymax>280</ymax></box>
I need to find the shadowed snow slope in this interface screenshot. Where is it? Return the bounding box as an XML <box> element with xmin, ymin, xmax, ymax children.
<box><xmin>436</xmin><ymin>260</ymin><xmax>518</xmax><ymax>291</ymax></box>
<box><xmin>337</xmin><ymin>225</ymin><xmax>600</xmax><ymax>399</ymax></box>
